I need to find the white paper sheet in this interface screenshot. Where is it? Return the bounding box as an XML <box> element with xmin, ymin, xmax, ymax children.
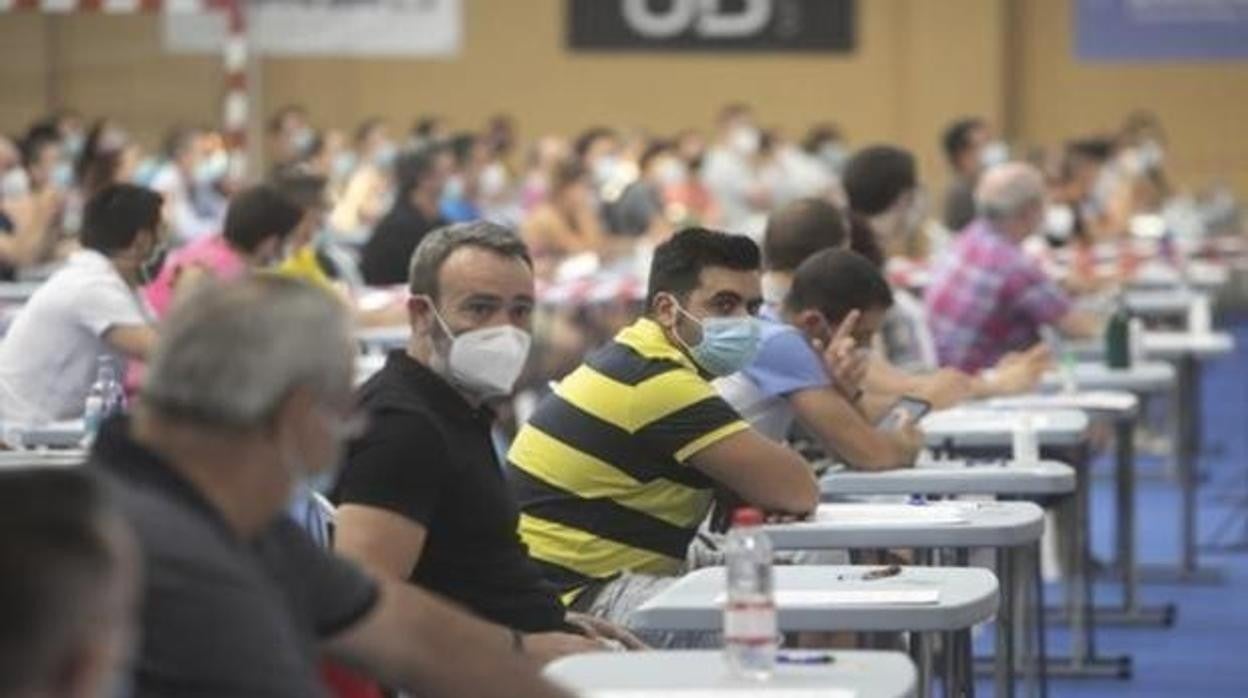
<box><xmin>715</xmin><ymin>589</ymin><xmax>941</xmax><ymax>606</ymax></box>
<box><xmin>807</xmin><ymin>503</ymin><xmax>971</xmax><ymax>526</ymax></box>
<box><xmin>587</xmin><ymin>691</ymin><xmax>854</xmax><ymax>698</ymax></box>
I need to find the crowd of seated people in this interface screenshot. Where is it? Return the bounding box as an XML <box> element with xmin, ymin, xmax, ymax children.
<box><xmin>0</xmin><ymin>100</ymin><xmax>1233</xmax><ymax>697</ymax></box>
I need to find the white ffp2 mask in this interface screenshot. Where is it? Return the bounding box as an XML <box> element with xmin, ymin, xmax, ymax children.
<box><xmin>429</xmin><ymin>304</ymin><xmax>532</xmax><ymax>398</ymax></box>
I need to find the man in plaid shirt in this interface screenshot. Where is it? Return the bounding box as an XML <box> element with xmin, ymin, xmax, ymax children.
<box><xmin>925</xmin><ymin>163</ymin><xmax>1102</xmax><ymax>373</ymax></box>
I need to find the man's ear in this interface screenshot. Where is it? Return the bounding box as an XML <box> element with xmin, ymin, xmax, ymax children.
<box><xmin>407</xmin><ymin>294</ymin><xmax>435</xmax><ymax>335</ymax></box>
<box><xmin>796</xmin><ymin>309</ymin><xmax>828</xmax><ymax>341</ymax></box>
<box><xmin>650</xmin><ymin>293</ymin><xmax>678</xmax><ymax>329</ymax></box>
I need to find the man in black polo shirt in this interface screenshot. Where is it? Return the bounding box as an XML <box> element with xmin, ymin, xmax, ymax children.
<box><xmin>92</xmin><ymin>276</ymin><xmax>569</xmax><ymax>698</ymax></box>
<box><xmin>334</xmin><ymin>221</ymin><xmax>642</xmax><ymax>661</ymax></box>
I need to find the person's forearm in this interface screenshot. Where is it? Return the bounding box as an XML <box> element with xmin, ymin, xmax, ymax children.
<box><xmin>331</xmin><ymin>580</ymin><xmax>571</xmax><ymax>698</ymax></box>
<box><xmin>832</xmin><ymin>429</ymin><xmax>916</xmax><ymax>472</ymax></box>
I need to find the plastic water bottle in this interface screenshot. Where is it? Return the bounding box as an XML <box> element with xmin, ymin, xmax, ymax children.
<box><xmin>1188</xmin><ymin>295</ymin><xmax>1212</xmax><ymax>335</ymax></box>
<box><xmin>1128</xmin><ymin>317</ymin><xmax>1146</xmax><ymax>366</ymax></box>
<box><xmin>83</xmin><ymin>356</ymin><xmax>124</xmax><ymax>443</ymax></box>
<box><xmin>723</xmin><ymin>507</ymin><xmax>777</xmax><ymax>680</ymax></box>
<box><xmin>1105</xmin><ymin>295</ymin><xmax>1133</xmax><ymax>369</ymax></box>
<box><xmin>1012</xmin><ymin>412</ymin><xmax>1040</xmax><ymax>467</ymax></box>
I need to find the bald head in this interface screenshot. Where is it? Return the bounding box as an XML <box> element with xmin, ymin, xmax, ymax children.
<box><xmin>975</xmin><ymin>162</ymin><xmax>1046</xmax><ymax>241</ymax></box>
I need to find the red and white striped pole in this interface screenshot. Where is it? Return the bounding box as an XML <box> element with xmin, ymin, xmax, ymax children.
<box><xmin>0</xmin><ymin>0</ymin><xmax>250</xmax><ymax>179</ymax></box>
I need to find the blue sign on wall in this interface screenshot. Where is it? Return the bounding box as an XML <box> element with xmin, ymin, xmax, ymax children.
<box><xmin>1076</xmin><ymin>0</ymin><xmax>1248</xmax><ymax>61</ymax></box>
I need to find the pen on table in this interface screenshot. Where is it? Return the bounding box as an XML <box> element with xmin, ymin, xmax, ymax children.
<box><xmin>778</xmin><ymin>651</ymin><xmax>836</xmax><ymax>665</ymax></box>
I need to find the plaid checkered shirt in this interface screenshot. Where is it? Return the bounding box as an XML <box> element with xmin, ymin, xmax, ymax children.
<box><xmin>924</xmin><ymin>219</ymin><xmax>1072</xmax><ymax>372</ymax></box>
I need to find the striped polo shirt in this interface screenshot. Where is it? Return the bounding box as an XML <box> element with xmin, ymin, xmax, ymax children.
<box><xmin>507</xmin><ymin>317</ymin><xmax>748</xmax><ymax>600</ymax></box>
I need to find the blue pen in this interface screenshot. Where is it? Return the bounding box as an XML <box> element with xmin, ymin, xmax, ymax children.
<box><xmin>778</xmin><ymin>651</ymin><xmax>836</xmax><ymax>665</ymax></box>
<box><xmin>908</xmin><ymin>494</ymin><xmax>928</xmax><ymax>506</ymax></box>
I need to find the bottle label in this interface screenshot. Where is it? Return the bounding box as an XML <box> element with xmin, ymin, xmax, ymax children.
<box><xmin>723</xmin><ymin>599</ymin><xmax>777</xmax><ymax>644</ymax></box>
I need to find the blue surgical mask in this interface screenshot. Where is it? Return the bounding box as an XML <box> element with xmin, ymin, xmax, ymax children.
<box><xmin>674</xmin><ymin>304</ymin><xmax>761</xmax><ymax>377</ymax></box>
<box><xmin>194</xmin><ymin>151</ymin><xmax>228</xmax><ymax>186</ymax></box>
<box><xmin>373</xmin><ymin>143</ymin><xmax>398</xmax><ymax>170</ymax></box>
<box><xmin>51</xmin><ymin>161</ymin><xmax>74</xmax><ymax>190</ymax></box>
<box><xmin>331</xmin><ymin>151</ymin><xmax>357</xmax><ymax>181</ymax></box>
<box><xmin>980</xmin><ymin>141</ymin><xmax>1009</xmax><ymax>169</ymax></box>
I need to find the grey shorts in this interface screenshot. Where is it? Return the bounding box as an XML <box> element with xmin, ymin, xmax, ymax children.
<box><xmin>580</xmin><ymin>572</ymin><xmax>721</xmax><ymax>649</ymax></box>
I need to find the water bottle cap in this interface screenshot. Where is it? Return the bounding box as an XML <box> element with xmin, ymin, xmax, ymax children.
<box><xmin>732</xmin><ymin>507</ymin><xmax>764</xmax><ymax>527</ymax></box>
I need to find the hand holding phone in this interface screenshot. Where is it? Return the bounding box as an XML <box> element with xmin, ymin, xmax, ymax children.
<box><xmin>877</xmin><ymin>396</ymin><xmax>932</xmax><ymax>431</ymax></box>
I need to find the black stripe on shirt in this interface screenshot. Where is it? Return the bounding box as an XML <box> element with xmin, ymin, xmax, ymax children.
<box><xmin>633</xmin><ymin>395</ymin><xmax>744</xmax><ymax>459</ymax></box>
<box><xmin>585</xmin><ymin>342</ymin><xmax>684</xmax><ymax>386</ymax></box>
<box><xmin>526</xmin><ymin>394</ymin><xmax>715</xmax><ymax>490</ymax></box>
<box><xmin>508</xmin><ymin>466</ymin><xmax>695</xmax><ymax>562</ymax></box>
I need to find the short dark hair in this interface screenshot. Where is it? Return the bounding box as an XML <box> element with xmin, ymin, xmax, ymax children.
<box><xmin>638</xmin><ymin>139</ymin><xmax>672</xmax><ymax>173</ymax></box>
<box><xmin>80</xmin><ymin>184</ymin><xmax>163</xmax><ymax>254</ymax></box>
<box><xmin>269</xmin><ymin>170</ymin><xmax>329</xmax><ymax>211</ymax></box>
<box><xmin>763</xmin><ymin>198</ymin><xmax>848</xmax><ymax>272</ymax></box>
<box><xmin>646</xmin><ymin>227</ymin><xmax>760</xmax><ymax>307</ymax></box>
<box><xmin>801</xmin><ymin>122</ymin><xmax>844</xmax><ymax>154</ymax></box>
<box><xmin>573</xmin><ymin>127</ymin><xmax>616</xmax><ymax>161</ymax></box>
<box><xmin>0</xmin><ymin>468</ymin><xmax>118</xmax><ymax>696</ymax></box>
<box><xmin>447</xmin><ymin>132</ymin><xmax>479</xmax><ymax>166</ymax></box>
<box><xmin>20</xmin><ymin>123</ymin><xmax>60</xmax><ymax>168</ymax></box>
<box><xmin>842</xmin><ymin>145</ymin><xmax>917</xmax><ymax>216</ymax></box>
<box><xmin>848</xmin><ymin>213</ymin><xmax>886</xmax><ymax>270</ymax></box>
<box><xmin>223</xmin><ymin>186</ymin><xmax>304</xmax><ymax>253</ymax></box>
<box><xmin>408</xmin><ymin>221</ymin><xmax>532</xmax><ymax>298</ymax></box>
<box><xmin>161</xmin><ymin>125</ymin><xmax>200</xmax><ymax>160</ymax></box>
<box><xmin>353</xmin><ymin>117</ymin><xmax>386</xmax><ymax>147</ymax></box>
<box><xmin>411</xmin><ymin>114</ymin><xmax>443</xmax><ymax>140</ymax></box>
<box><xmin>786</xmin><ymin>248</ymin><xmax>894</xmax><ymax>325</ymax></box>
<box><xmin>394</xmin><ymin>145</ymin><xmax>446</xmax><ymax>199</ymax></box>
<box><xmin>550</xmin><ymin>159</ymin><xmax>588</xmax><ymax>194</ymax></box>
<box><xmin>942</xmin><ymin>118</ymin><xmax>985</xmax><ymax>166</ymax></box>
<box><xmin>717</xmin><ymin>102</ymin><xmax>752</xmax><ymax>126</ymax></box>
<box><xmin>267</xmin><ymin>104</ymin><xmax>308</xmax><ymax>134</ymax></box>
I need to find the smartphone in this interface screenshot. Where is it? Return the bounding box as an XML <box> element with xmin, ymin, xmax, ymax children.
<box><xmin>877</xmin><ymin>396</ymin><xmax>931</xmax><ymax>431</ymax></box>
<box><xmin>862</xmin><ymin>564</ymin><xmax>903</xmax><ymax>581</ymax></box>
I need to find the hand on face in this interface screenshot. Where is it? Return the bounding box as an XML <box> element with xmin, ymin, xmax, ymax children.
<box><xmin>812</xmin><ymin>309</ymin><xmax>869</xmax><ymax>397</ymax></box>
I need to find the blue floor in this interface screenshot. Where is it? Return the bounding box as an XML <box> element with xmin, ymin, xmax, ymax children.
<box><xmin>971</xmin><ymin>318</ymin><xmax>1248</xmax><ymax>697</ymax></box>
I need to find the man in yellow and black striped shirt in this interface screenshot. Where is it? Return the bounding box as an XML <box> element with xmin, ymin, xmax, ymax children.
<box><xmin>507</xmin><ymin>228</ymin><xmax>819</xmax><ymax>625</ymax></box>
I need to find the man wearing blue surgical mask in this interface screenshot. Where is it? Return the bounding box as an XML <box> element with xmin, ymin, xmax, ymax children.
<box><xmin>508</xmin><ymin>227</ymin><xmax>819</xmax><ymax>643</ymax></box>
<box><xmin>335</xmin><ymin>221</ymin><xmax>643</xmax><ymax>664</ymax></box>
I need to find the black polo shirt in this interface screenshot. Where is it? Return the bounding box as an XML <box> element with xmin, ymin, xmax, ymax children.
<box><xmin>90</xmin><ymin>418</ymin><xmax>379</xmax><ymax>698</ymax></box>
<box><xmin>334</xmin><ymin>351</ymin><xmax>568</xmax><ymax>633</ymax></box>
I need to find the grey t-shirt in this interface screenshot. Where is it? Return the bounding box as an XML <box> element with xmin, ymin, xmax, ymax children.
<box><xmin>92</xmin><ymin>419</ymin><xmax>379</xmax><ymax>698</ymax></box>
<box><xmin>608</xmin><ymin>181</ymin><xmax>663</xmax><ymax>237</ymax></box>
<box><xmin>942</xmin><ymin>176</ymin><xmax>976</xmax><ymax>234</ymax></box>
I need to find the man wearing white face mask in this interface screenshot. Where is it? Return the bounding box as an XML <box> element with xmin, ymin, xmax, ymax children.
<box><xmin>92</xmin><ymin>276</ymin><xmax>573</xmax><ymax>698</ymax></box>
<box><xmin>702</xmin><ymin>103</ymin><xmax>772</xmax><ymax>238</ymax></box>
<box><xmin>334</xmin><ymin>221</ymin><xmax>643</xmax><ymax>664</ymax></box>
<box><xmin>508</xmin><ymin>227</ymin><xmax>818</xmax><ymax>641</ymax></box>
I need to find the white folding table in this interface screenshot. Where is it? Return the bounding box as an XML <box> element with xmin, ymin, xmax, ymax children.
<box><xmin>631</xmin><ymin>566</ymin><xmax>997</xmax><ymax>698</ymax></box>
<box><xmin>544</xmin><ymin>649</ymin><xmax>918</xmax><ymax>698</ymax></box>
<box><xmin>763</xmin><ymin>502</ymin><xmax>1043</xmax><ymax>698</ymax></box>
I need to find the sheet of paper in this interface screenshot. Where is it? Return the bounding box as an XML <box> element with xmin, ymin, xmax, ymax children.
<box><xmin>810</xmin><ymin>503</ymin><xmax>970</xmax><ymax>526</ymax></box>
<box><xmin>924</xmin><ymin>411</ymin><xmax>1052</xmax><ymax>432</ymax></box>
<box><xmin>587</xmin><ymin>690</ymin><xmax>855</xmax><ymax>698</ymax></box>
<box><xmin>714</xmin><ymin>589</ymin><xmax>940</xmax><ymax>606</ymax></box>
<box><xmin>986</xmin><ymin>392</ymin><xmax>1136</xmax><ymax>412</ymax></box>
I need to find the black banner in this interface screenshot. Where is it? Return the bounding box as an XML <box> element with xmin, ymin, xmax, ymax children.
<box><xmin>567</xmin><ymin>0</ymin><xmax>855</xmax><ymax>53</ymax></box>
